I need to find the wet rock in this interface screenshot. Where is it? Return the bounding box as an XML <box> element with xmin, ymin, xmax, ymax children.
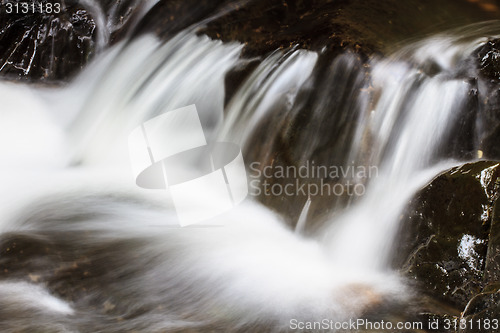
<box><xmin>478</xmin><ymin>39</ymin><xmax>500</xmax><ymax>82</ymax></box>
<box><xmin>0</xmin><ymin>231</ymin><xmax>159</xmax><ymax>331</ymax></box>
<box><xmin>240</xmin><ymin>50</ymin><xmax>372</xmax><ymax>230</ymax></box>
<box><xmin>0</xmin><ymin>0</ymin><xmax>236</xmax><ymax>82</ymax></box>
<box><xmin>201</xmin><ymin>0</ymin><xmax>498</xmax><ymax>57</ymax></box>
<box><xmin>474</xmin><ymin>39</ymin><xmax>500</xmax><ymax>159</ymax></box>
<box><xmin>0</xmin><ymin>0</ymin><xmax>97</xmax><ymax>81</ymax></box>
<box><xmin>133</xmin><ymin>1</ymin><xmax>233</xmax><ymax>41</ymax></box>
<box><xmin>484</xmin><ymin>177</ymin><xmax>500</xmax><ymax>285</ymax></box>
<box><xmin>432</xmin><ymin>81</ymin><xmax>478</xmax><ymax>162</ymax></box>
<box><xmin>460</xmin><ymin>290</ymin><xmax>500</xmax><ymax>333</ymax></box>
<box><xmin>2</xmin><ymin>0</ymin><xmax>497</xmax><ymax>82</ymax></box>
<box><xmin>98</xmin><ymin>0</ymin><xmax>146</xmax><ymax>43</ymax></box>
<box><xmin>394</xmin><ymin>161</ymin><xmax>500</xmax><ymax>308</ymax></box>
<box><xmin>223</xmin><ymin>58</ymin><xmax>261</xmax><ymax>107</ymax></box>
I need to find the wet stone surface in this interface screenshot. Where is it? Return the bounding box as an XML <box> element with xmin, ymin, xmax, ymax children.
<box><xmin>1</xmin><ymin>0</ymin><xmax>497</xmax><ymax>82</ymax></box>
<box><xmin>0</xmin><ymin>0</ymin><xmax>97</xmax><ymax>81</ymax></box>
<box><xmin>395</xmin><ymin>161</ymin><xmax>500</xmax><ymax>307</ymax></box>
<box><xmin>201</xmin><ymin>0</ymin><xmax>498</xmax><ymax>57</ymax></box>
<box><xmin>478</xmin><ymin>39</ymin><xmax>500</xmax><ymax>82</ymax></box>
<box><xmin>475</xmin><ymin>39</ymin><xmax>500</xmax><ymax>160</ymax></box>
<box><xmin>394</xmin><ymin>161</ymin><xmax>500</xmax><ymax>331</ymax></box>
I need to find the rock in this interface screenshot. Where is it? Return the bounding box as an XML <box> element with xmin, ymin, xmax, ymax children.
<box><xmin>484</xmin><ymin>177</ymin><xmax>500</xmax><ymax>285</ymax></box>
<box><xmin>474</xmin><ymin>39</ymin><xmax>500</xmax><ymax>159</ymax></box>
<box><xmin>434</xmin><ymin>82</ymin><xmax>478</xmax><ymax>162</ymax></box>
<box><xmin>478</xmin><ymin>39</ymin><xmax>500</xmax><ymax>82</ymax></box>
<box><xmin>0</xmin><ymin>0</ymin><xmax>227</xmax><ymax>82</ymax></box>
<box><xmin>394</xmin><ymin>161</ymin><xmax>500</xmax><ymax>308</ymax></box>
<box><xmin>460</xmin><ymin>290</ymin><xmax>500</xmax><ymax>333</ymax></box>
<box><xmin>132</xmin><ymin>0</ymin><xmax>233</xmax><ymax>41</ymax></box>
<box><xmin>0</xmin><ymin>1</ymin><xmax>97</xmax><ymax>82</ymax></box>
<box><xmin>1</xmin><ymin>0</ymin><xmax>497</xmax><ymax>82</ymax></box>
<box><xmin>223</xmin><ymin>58</ymin><xmax>261</xmax><ymax>107</ymax></box>
<box><xmin>200</xmin><ymin>0</ymin><xmax>498</xmax><ymax>57</ymax></box>
<box><xmin>239</xmin><ymin>50</ymin><xmax>372</xmax><ymax>230</ymax></box>
<box><xmin>98</xmin><ymin>0</ymin><xmax>147</xmax><ymax>43</ymax></box>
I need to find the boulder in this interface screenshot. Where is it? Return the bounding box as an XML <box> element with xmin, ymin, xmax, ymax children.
<box><xmin>394</xmin><ymin>161</ymin><xmax>500</xmax><ymax>308</ymax></box>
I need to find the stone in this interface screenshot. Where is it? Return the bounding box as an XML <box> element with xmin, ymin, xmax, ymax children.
<box><xmin>474</xmin><ymin>39</ymin><xmax>500</xmax><ymax>159</ymax></box>
<box><xmin>478</xmin><ymin>39</ymin><xmax>500</xmax><ymax>82</ymax></box>
<box><xmin>460</xmin><ymin>290</ymin><xmax>500</xmax><ymax>333</ymax></box>
<box><xmin>0</xmin><ymin>1</ymin><xmax>97</xmax><ymax>81</ymax></box>
<box><xmin>394</xmin><ymin>161</ymin><xmax>500</xmax><ymax>308</ymax></box>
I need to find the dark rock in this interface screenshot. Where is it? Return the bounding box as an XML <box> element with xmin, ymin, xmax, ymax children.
<box><xmin>2</xmin><ymin>0</ymin><xmax>497</xmax><ymax>82</ymax></box>
<box><xmin>434</xmin><ymin>81</ymin><xmax>478</xmax><ymax>162</ymax></box>
<box><xmin>132</xmin><ymin>0</ymin><xmax>233</xmax><ymax>42</ymax></box>
<box><xmin>394</xmin><ymin>161</ymin><xmax>500</xmax><ymax>308</ymax></box>
<box><xmin>460</xmin><ymin>290</ymin><xmax>500</xmax><ymax>332</ymax></box>
<box><xmin>97</xmin><ymin>0</ymin><xmax>146</xmax><ymax>43</ymax></box>
<box><xmin>484</xmin><ymin>177</ymin><xmax>500</xmax><ymax>285</ymax></box>
<box><xmin>478</xmin><ymin>39</ymin><xmax>500</xmax><ymax>82</ymax></box>
<box><xmin>474</xmin><ymin>39</ymin><xmax>500</xmax><ymax>160</ymax></box>
<box><xmin>200</xmin><ymin>0</ymin><xmax>498</xmax><ymax>57</ymax></box>
<box><xmin>0</xmin><ymin>0</ymin><xmax>97</xmax><ymax>82</ymax></box>
<box><xmin>241</xmin><ymin>50</ymin><xmax>372</xmax><ymax>230</ymax></box>
<box><xmin>223</xmin><ymin>58</ymin><xmax>261</xmax><ymax>107</ymax></box>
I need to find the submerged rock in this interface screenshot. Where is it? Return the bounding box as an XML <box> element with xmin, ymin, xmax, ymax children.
<box><xmin>394</xmin><ymin>161</ymin><xmax>500</xmax><ymax>313</ymax></box>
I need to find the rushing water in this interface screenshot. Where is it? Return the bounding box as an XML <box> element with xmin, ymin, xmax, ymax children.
<box><xmin>325</xmin><ymin>48</ymin><xmax>472</xmax><ymax>270</ymax></box>
<box><xmin>0</xmin><ymin>21</ymin><xmax>499</xmax><ymax>332</ymax></box>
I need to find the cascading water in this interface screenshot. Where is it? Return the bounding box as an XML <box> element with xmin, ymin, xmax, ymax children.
<box><xmin>324</xmin><ymin>23</ymin><xmax>500</xmax><ymax>272</ymax></box>
<box><xmin>325</xmin><ymin>49</ymin><xmax>472</xmax><ymax>270</ymax></box>
<box><xmin>0</xmin><ymin>16</ymin><xmax>499</xmax><ymax>332</ymax></box>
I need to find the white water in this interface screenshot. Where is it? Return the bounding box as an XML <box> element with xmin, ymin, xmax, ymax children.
<box><xmin>79</xmin><ymin>0</ymin><xmax>110</xmax><ymax>50</ymax></box>
<box><xmin>219</xmin><ymin>48</ymin><xmax>318</xmax><ymax>146</ymax></box>
<box><xmin>325</xmin><ymin>61</ymin><xmax>469</xmax><ymax>270</ymax></box>
<box><xmin>324</xmin><ymin>23</ymin><xmax>500</xmax><ymax>270</ymax></box>
<box><xmin>0</xmin><ymin>23</ymin><xmax>499</xmax><ymax>331</ymax></box>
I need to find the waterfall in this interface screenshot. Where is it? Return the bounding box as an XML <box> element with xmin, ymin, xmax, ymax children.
<box><xmin>325</xmin><ymin>58</ymin><xmax>470</xmax><ymax>270</ymax></box>
<box><xmin>323</xmin><ymin>23</ymin><xmax>500</xmax><ymax>271</ymax></box>
<box><xmin>1</xmin><ymin>20</ymin><xmax>500</xmax><ymax>332</ymax></box>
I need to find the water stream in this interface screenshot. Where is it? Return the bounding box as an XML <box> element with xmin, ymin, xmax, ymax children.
<box><xmin>0</xmin><ymin>20</ymin><xmax>499</xmax><ymax>332</ymax></box>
